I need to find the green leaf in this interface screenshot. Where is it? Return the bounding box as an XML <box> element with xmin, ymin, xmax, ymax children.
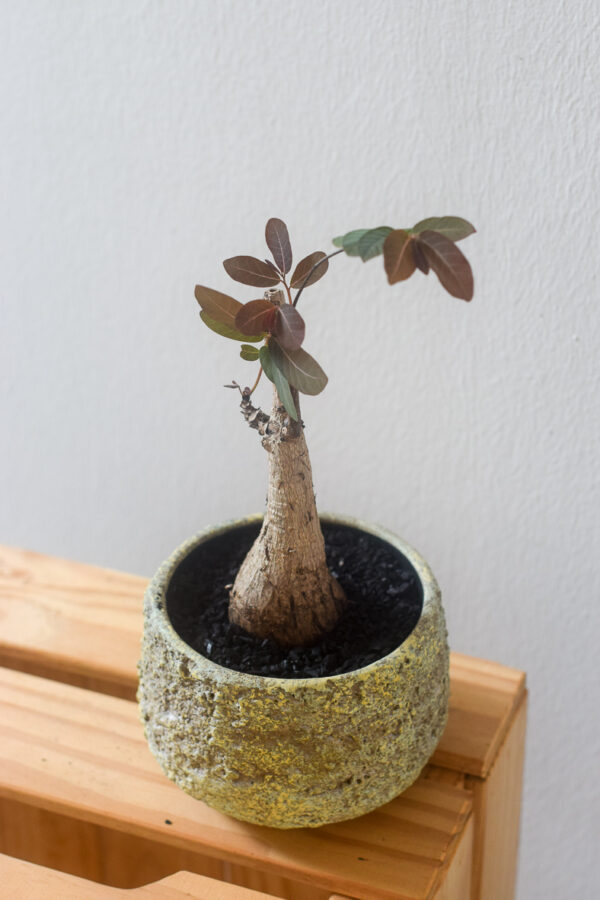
<box><xmin>199</xmin><ymin>310</ymin><xmax>263</xmax><ymax>343</ymax></box>
<box><xmin>411</xmin><ymin>216</ymin><xmax>476</xmax><ymax>242</ymax></box>
<box><xmin>382</xmin><ymin>230</ymin><xmax>416</xmax><ymax>285</ymax></box>
<box><xmin>265</xmin><ymin>218</ymin><xmax>293</xmax><ymax>274</ymax></box>
<box><xmin>240</xmin><ymin>344</ymin><xmax>260</xmax><ymax>361</ymax></box>
<box><xmin>269</xmin><ymin>339</ymin><xmax>328</xmax><ymax>396</ymax></box>
<box><xmin>417</xmin><ymin>230</ymin><xmax>474</xmax><ymax>301</ymax></box>
<box><xmin>259</xmin><ymin>345</ymin><xmax>298</xmax><ymax>420</ymax></box>
<box><xmin>223</xmin><ymin>256</ymin><xmax>281</xmax><ymax>287</ymax></box>
<box><xmin>195</xmin><ymin>285</ymin><xmax>242</xmax><ymax>326</ymax></box>
<box><xmin>332</xmin><ymin>228</ymin><xmax>370</xmax><ymax>256</ymax></box>
<box><xmin>290</xmin><ymin>251</ymin><xmax>329</xmax><ymax>289</ymax></box>
<box><xmin>259</xmin><ymin>344</ymin><xmax>276</xmax><ymax>383</ymax></box>
<box><xmin>357</xmin><ymin>226</ymin><xmax>393</xmax><ymax>261</ymax></box>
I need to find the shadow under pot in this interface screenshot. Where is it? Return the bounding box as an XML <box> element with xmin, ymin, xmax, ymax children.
<box><xmin>138</xmin><ymin>513</ymin><xmax>449</xmax><ymax>828</ymax></box>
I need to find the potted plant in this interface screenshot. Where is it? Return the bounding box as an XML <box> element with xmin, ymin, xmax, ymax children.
<box><xmin>138</xmin><ymin>216</ymin><xmax>475</xmax><ymax>828</ymax></box>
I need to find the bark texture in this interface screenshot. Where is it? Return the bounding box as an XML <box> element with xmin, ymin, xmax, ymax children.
<box><xmin>229</xmin><ymin>386</ymin><xmax>346</xmax><ymax>647</ymax></box>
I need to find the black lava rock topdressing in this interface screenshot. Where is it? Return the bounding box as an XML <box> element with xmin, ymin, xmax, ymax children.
<box><xmin>167</xmin><ymin>521</ymin><xmax>423</xmax><ymax>679</ymax></box>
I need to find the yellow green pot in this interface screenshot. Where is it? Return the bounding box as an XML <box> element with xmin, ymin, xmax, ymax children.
<box><xmin>138</xmin><ymin>514</ymin><xmax>449</xmax><ymax>828</ymax></box>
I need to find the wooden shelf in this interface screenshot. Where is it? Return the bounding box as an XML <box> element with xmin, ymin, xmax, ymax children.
<box><xmin>0</xmin><ymin>544</ymin><xmax>526</xmax><ymax>899</ymax></box>
<box><xmin>2</xmin><ymin>853</ymin><xmax>282</xmax><ymax>899</ymax></box>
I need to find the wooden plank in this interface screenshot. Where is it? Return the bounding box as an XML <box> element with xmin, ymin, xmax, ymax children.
<box><xmin>434</xmin><ymin>653</ymin><xmax>526</xmax><ymax>777</ymax></box>
<box><xmin>0</xmin><ymin>797</ymin><xmax>338</xmax><ymax>900</ymax></box>
<box><xmin>0</xmin><ymin>544</ymin><xmax>526</xmax><ymax>778</ymax></box>
<box><xmin>0</xmin><ymin>545</ymin><xmax>143</xmax><ymax>698</ymax></box>
<box><xmin>0</xmin><ymin>667</ymin><xmax>472</xmax><ymax>900</ymax></box>
<box><xmin>0</xmin><ymin>853</ymin><xmax>281</xmax><ymax>898</ymax></box>
<box><xmin>0</xmin><ymin>796</ymin><xmax>225</xmax><ymax>889</ymax></box>
<box><xmin>466</xmin><ymin>692</ymin><xmax>527</xmax><ymax>900</ymax></box>
<box><xmin>430</xmin><ymin>815</ymin><xmax>473</xmax><ymax>900</ymax></box>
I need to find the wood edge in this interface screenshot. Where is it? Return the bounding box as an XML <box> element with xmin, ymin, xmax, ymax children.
<box><xmin>426</xmin><ymin>792</ymin><xmax>473</xmax><ymax>898</ymax></box>
<box><xmin>478</xmin><ymin>684</ymin><xmax>528</xmax><ymax>778</ymax></box>
<box><xmin>428</xmin><ymin>814</ymin><xmax>474</xmax><ymax>900</ymax></box>
<box><xmin>0</xmin><ymin>543</ymin><xmax>149</xmax><ymax>588</ymax></box>
<box><xmin>464</xmin><ymin>690</ymin><xmax>528</xmax><ymax>900</ymax></box>
<box><xmin>0</xmin><ymin>855</ymin><xmax>280</xmax><ymax>898</ymax></box>
<box><xmin>433</xmin><ymin>671</ymin><xmax>527</xmax><ymax>778</ymax></box>
<box><xmin>0</xmin><ymin>647</ymin><xmax>138</xmax><ymax>700</ymax></box>
<box><xmin>142</xmin><ymin>869</ymin><xmax>280</xmax><ymax>898</ymax></box>
<box><xmin>449</xmin><ymin>652</ymin><xmax>526</xmax><ymax>685</ymax></box>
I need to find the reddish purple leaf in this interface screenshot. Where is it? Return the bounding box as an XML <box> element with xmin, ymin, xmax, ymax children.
<box><xmin>418</xmin><ymin>230</ymin><xmax>474</xmax><ymax>301</ymax></box>
<box><xmin>194</xmin><ymin>285</ymin><xmax>242</xmax><ymax>325</ymax></box>
<box><xmin>265</xmin><ymin>218</ymin><xmax>292</xmax><ymax>274</ymax></box>
<box><xmin>223</xmin><ymin>256</ymin><xmax>281</xmax><ymax>288</ymax></box>
<box><xmin>273</xmin><ymin>304</ymin><xmax>306</xmax><ymax>350</ymax></box>
<box><xmin>412</xmin><ymin>239</ymin><xmax>430</xmax><ymax>274</ymax></box>
<box><xmin>290</xmin><ymin>251</ymin><xmax>329</xmax><ymax>289</ymax></box>
<box><xmin>382</xmin><ymin>230</ymin><xmax>416</xmax><ymax>285</ymax></box>
<box><xmin>264</xmin><ymin>258</ymin><xmax>282</xmax><ymax>277</ymax></box>
<box><xmin>235</xmin><ymin>299</ymin><xmax>278</xmax><ymax>336</ymax></box>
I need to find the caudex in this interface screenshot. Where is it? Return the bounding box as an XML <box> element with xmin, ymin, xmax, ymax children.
<box><xmin>195</xmin><ymin>217</ymin><xmax>475</xmax><ymax>648</ymax></box>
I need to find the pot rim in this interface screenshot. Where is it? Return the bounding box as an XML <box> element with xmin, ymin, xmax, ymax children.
<box><xmin>145</xmin><ymin>512</ymin><xmax>441</xmax><ymax>688</ymax></box>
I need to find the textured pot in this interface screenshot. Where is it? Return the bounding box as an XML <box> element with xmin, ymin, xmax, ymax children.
<box><xmin>138</xmin><ymin>514</ymin><xmax>449</xmax><ymax>828</ymax></box>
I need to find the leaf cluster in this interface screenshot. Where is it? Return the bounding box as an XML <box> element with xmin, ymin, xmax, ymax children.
<box><xmin>196</xmin><ymin>215</ymin><xmax>476</xmax><ymax>422</ymax></box>
<box><xmin>196</xmin><ymin>219</ymin><xmax>328</xmax><ymax>421</ymax></box>
<box><xmin>333</xmin><ymin>216</ymin><xmax>475</xmax><ymax>300</ymax></box>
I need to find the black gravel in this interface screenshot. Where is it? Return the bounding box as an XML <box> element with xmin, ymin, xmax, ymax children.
<box><xmin>166</xmin><ymin>521</ymin><xmax>423</xmax><ymax>679</ymax></box>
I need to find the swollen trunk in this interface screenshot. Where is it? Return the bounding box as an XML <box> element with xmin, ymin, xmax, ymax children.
<box><xmin>229</xmin><ymin>388</ymin><xmax>346</xmax><ymax>647</ymax></box>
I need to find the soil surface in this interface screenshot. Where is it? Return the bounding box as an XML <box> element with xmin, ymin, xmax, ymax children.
<box><xmin>167</xmin><ymin>521</ymin><xmax>423</xmax><ymax>679</ymax></box>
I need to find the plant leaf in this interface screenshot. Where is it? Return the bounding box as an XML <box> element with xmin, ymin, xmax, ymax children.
<box><xmin>383</xmin><ymin>230</ymin><xmax>416</xmax><ymax>284</ymax></box>
<box><xmin>259</xmin><ymin>344</ymin><xmax>276</xmax><ymax>383</ymax></box>
<box><xmin>240</xmin><ymin>344</ymin><xmax>260</xmax><ymax>361</ymax></box>
<box><xmin>332</xmin><ymin>228</ymin><xmax>370</xmax><ymax>256</ymax></box>
<box><xmin>199</xmin><ymin>310</ymin><xmax>264</xmax><ymax>342</ymax></box>
<box><xmin>418</xmin><ymin>230</ymin><xmax>474</xmax><ymax>301</ymax></box>
<box><xmin>195</xmin><ymin>285</ymin><xmax>242</xmax><ymax>325</ymax></box>
<box><xmin>273</xmin><ymin>304</ymin><xmax>305</xmax><ymax>350</ymax></box>
<box><xmin>259</xmin><ymin>345</ymin><xmax>298</xmax><ymax>420</ymax></box>
<box><xmin>412</xmin><ymin>240</ymin><xmax>430</xmax><ymax>274</ymax></box>
<box><xmin>235</xmin><ymin>299</ymin><xmax>278</xmax><ymax>335</ymax></box>
<box><xmin>269</xmin><ymin>339</ymin><xmax>328</xmax><ymax>396</ymax></box>
<box><xmin>264</xmin><ymin>258</ymin><xmax>282</xmax><ymax>276</ymax></box>
<box><xmin>265</xmin><ymin>218</ymin><xmax>292</xmax><ymax>274</ymax></box>
<box><xmin>357</xmin><ymin>226</ymin><xmax>393</xmax><ymax>261</ymax></box>
<box><xmin>223</xmin><ymin>256</ymin><xmax>281</xmax><ymax>287</ymax></box>
<box><xmin>290</xmin><ymin>251</ymin><xmax>329</xmax><ymax>289</ymax></box>
<box><xmin>411</xmin><ymin>216</ymin><xmax>476</xmax><ymax>242</ymax></box>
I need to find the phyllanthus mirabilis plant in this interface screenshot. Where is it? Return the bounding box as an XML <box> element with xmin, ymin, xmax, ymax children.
<box><xmin>195</xmin><ymin>216</ymin><xmax>475</xmax><ymax>648</ymax></box>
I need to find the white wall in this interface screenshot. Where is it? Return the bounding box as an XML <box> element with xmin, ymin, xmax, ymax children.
<box><xmin>1</xmin><ymin>2</ymin><xmax>598</xmax><ymax>896</ymax></box>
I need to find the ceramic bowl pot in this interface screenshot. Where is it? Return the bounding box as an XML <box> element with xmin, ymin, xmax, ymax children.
<box><xmin>138</xmin><ymin>514</ymin><xmax>449</xmax><ymax>828</ymax></box>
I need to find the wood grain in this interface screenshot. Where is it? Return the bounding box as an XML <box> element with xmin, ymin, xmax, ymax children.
<box><xmin>430</xmin><ymin>816</ymin><xmax>473</xmax><ymax>900</ymax></box>
<box><xmin>0</xmin><ymin>666</ymin><xmax>472</xmax><ymax>900</ymax></box>
<box><xmin>0</xmin><ymin>853</ymin><xmax>282</xmax><ymax>899</ymax></box>
<box><xmin>0</xmin><ymin>544</ymin><xmax>526</xmax><ymax>778</ymax></box>
<box><xmin>466</xmin><ymin>692</ymin><xmax>527</xmax><ymax>900</ymax></box>
<box><xmin>0</xmin><ymin>545</ymin><xmax>143</xmax><ymax>698</ymax></box>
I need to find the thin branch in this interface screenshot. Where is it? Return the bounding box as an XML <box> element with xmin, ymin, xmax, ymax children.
<box><xmin>249</xmin><ymin>365</ymin><xmax>263</xmax><ymax>395</ymax></box>
<box><xmin>282</xmin><ymin>277</ymin><xmax>293</xmax><ymax>305</ymax></box>
<box><xmin>293</xmin><ymin>248</ymin><xmax>344</xmax><ymax>307</ymax></box>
